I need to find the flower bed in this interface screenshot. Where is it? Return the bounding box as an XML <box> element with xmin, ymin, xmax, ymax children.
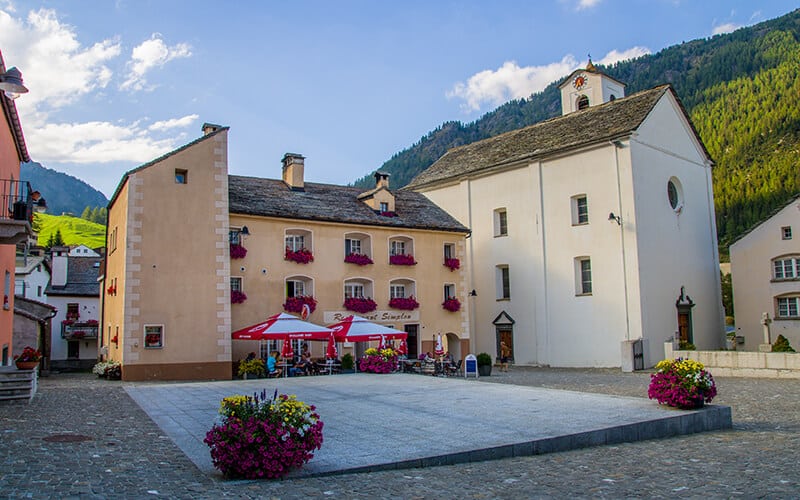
<box><xmin>344</xmin><ymin>253</ymin><xmax>373</xmax><ymax>265</ymax></box>
<box><xmin>389</xmin><ymin>254</ymin><xmax>416</xmax><ymax>266</ymax></box>
<box><xmin>344</xmin><ymin>297</ymin><xmax>377</xmax><ymax>314</ymax></box>
<box><xmin>648</xmin><ymin>358</ymin><xmax>717</xmax><ymax>409</ymax></box>
<box><xmin>92</xmin><ymin>360</ymin><xmax>121</xmax><ymax>379</ymax></box>
<box><xmin>285</xmin><ymin>247</ymin><xmax>314</xmax><ymax>264</ymax></box>
<box><xmin>444</xmin><ymin>257</ymin><xmax>460</xmax><ymax>271</ymax></box>
<box><xmin>359</xmin><ymin>347</ymin><xmax>398</xmax><ymax>373</ymax></box>
<box><xmin>442</xmin><ymin>297</ymin><xmax>461</xmax><ymax>312</ymax></box>
<box><xmin>204</xmin><ymin>390</ymin><xmax>324</xmax><ymax>479</ymax></box>
<box><xmin>388</xmin><ymin>296</ymin><xmax>419</xmax><ymax>310</ymax></box>
<box><xmin>231</xmin><ymin>290</ymin><xmax>247</xmax><ymax>304</ymax></box>
<box><xmin>230</xmin><ymin>243</ymin><xmax>247</xmax><ymax>259</ymax></box>
<box><xmin>284</xmin><ymin>295</ymin><xmax>317</xmax><ymax>314</ymax></box>
<box><xmin>14</xmin><ymin>346</ymin><xmax>41</xmax><ymax>363</ymax></box>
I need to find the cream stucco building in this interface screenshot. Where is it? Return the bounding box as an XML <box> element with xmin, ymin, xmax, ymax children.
<box><xmin>407</xmin><ymin>64</ymin><xmax>725</xmax><ymax>368</ymax></box>
<box><xmin>103</xmin><ymin>125</ymin><xmax>470</xmax><ymax>381</ymax></box>
<box><xmin>730</xmin><ymin>194</ymin><xmax>800</xmax><ymax>350</ymax></box>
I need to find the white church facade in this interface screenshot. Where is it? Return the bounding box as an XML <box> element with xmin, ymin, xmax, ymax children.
<box><xmin>407</xmin><ymin>63</ymin><xmax>725</xmax><ymax>368</ymax></box>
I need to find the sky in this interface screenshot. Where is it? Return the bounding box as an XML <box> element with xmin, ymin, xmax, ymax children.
<box><xmin>0</xmin><ymin>0</ymin><xmax>798</xmax><ymax>198</ymax></box>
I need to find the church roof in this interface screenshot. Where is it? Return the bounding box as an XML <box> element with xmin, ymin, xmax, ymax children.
<box><xmin>406</xmin><ymin>85</ymin><xmax>705</xmax><ymax>190</ymax></box>
<box><xmin>228</xmin><ymin>176</ymin><xmax>469</xmax><ymax>233</ymax></box>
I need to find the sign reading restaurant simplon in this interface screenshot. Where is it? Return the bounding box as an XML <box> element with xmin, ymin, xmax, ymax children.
<box><xmin>323</xmin><ymin>310</ymin><xmax>420</xmax><ymax>324</ymax></box>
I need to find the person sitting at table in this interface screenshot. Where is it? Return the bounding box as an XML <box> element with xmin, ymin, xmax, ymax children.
<box><xmin>424</xmin><ymin>351</ymin><xmax>435</xmax><ymax>363</ymax></box>
<box><xmin>266</xmin><ymin>351</ymin><xmax>281</xmax><ymax>377</ymax></box>
<box><xmin>443</xmin><ymin>351</ymin><xmax>454</xmax><ymax>364</ymax></box>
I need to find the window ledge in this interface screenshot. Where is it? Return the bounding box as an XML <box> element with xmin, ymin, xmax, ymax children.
<box><xmin>575</xmin><ymin>292</ymin><xmax>593</xmax><ymax>297</ymax></box>
<box><xmin>494</xmin><ymin>234</ymin><xmax>508</xmax><ymax>238</ymax></box>
<box><xmin>774</xmin><ymin>317</ymin><xmax>800</xmax><ymax>321</ymax></box>
<box><xmin>572</xmin><ymin>222</ymin><xmax>589</xmax><ymax>227</ymax></box>
<box><xmin>770</xmin><ymin>278</ymin><xmax>800</xmax><ymax>283</ymax></box>
<box><xmin>496</xmin><ymin>298</ymin><xmax>511</xmax><ymax>302</ymax></box>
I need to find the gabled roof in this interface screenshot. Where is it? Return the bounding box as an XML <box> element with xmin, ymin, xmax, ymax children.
<box><xmin>108</xmin><ymin>126</ymin><xmax>229</xmax><ymax>207</ymax></box>
<box><xmin>46</xmin><ymin>256</ymin><xmax>102</xmax><ymax>297</ymax></box>
<box><xmin>228</xmin><ymin>176</ymin><xmax>468</xmax><ymax>233</ymax></box>
<box><xmin>731</xmin><ymin>192</ymin><xmax>800</xmax><ymax>245</ymax></box>
<box><xmin>15</xmin><ymin>255</ymin><xmax>48</xmax><ymax>276</ymax></box>
<box><xmin>406</xmin><ymin>85</ymin><xmax>708</xmax><ymax>190</ymax></box>
<box><xmin>14</xmin><ymin>295</ymin><xmax>56</xmax><ymax>322</ymax></box>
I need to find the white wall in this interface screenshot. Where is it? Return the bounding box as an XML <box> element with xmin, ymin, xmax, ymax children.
<box><xmin>49</xmin><ymin>295</ymin><xmax>99</xmax><ymax>361</ymax></box>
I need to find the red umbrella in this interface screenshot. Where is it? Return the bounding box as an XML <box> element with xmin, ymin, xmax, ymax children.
<box><xmin>232</xmin><ymin>312</ymin><xmax>333</xmax><ymax>340</ymax></box>
<box><xmin>328</xmin><ymin>315</ymin><xmax>408</xmax><ymax>342</ymax></box>
<box><xmin>397</xmin><ymin>338</ymin><xmax>408</xmax><ymax>356</ymax></box>
<box><xmin>281</xmin><ymin>340</ymin><xmax>294</xmax><ymax>361</ymax></box>
<box><xmin>326</xmin><ymin>334</ymin><xmax>338</xmax><ymax>360</ymax></box>
<box><xmin>434</xmin><ymin>333</ymin><xmax>444</xmax><ymax>356</ymax></box>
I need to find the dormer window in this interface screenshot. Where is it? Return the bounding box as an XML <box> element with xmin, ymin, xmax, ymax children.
<box><xmin>380</xmin><ymin>202</ymin><xmax>389</xmax><ymax>212</ymax></box>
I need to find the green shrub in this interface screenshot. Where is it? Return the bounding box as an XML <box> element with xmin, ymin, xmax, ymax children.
<box><xmin>237</xmin><ymin>358</ymin><xmax>265</xmax><ymax>377</ymax></box>
<box><xmin>341</xmin><ymin>352</ymin><xmax>354</xmax><ymax>370</ymax></box>
<box><xmin>679</xmin><ymin>341</ymin><xmax>696</xmax><ymax>351</ymax></box>
<box><xmin>772</xmin><ymin>335</ymin><xmax>796</xmax><ymax>353</ymax></box>
<box><xmin>476</xmin><ymin>352</ymin><xmax>492</xmax><ymax>366</ymax></box>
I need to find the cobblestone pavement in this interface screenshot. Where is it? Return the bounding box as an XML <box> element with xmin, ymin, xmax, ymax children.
<box><xmin>1</xmin><ymin>368</ymin><xmax>798</xmax><ymax>499</ymax></box>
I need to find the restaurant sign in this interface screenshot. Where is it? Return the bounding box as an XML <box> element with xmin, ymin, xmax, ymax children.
<box><xmin>324</xmin><ymin>310</ymin><xmax>420</xmax><ymax>324</ymax></box>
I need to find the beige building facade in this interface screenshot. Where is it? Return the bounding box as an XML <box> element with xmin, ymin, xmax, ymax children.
<box><xmin>730</xmin><ymin>195</ymin><xmax>800</xmax><ymax>350</ymax></box>
<box><xmin>103</xmin><ymin>126</ymin><xmax>469</xmax><ymax>381</ymax></box>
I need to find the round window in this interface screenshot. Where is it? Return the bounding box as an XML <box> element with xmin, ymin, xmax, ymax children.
<box><xmin>667</xmin><ymin>178</ymin><xmax>683</xmax><ymax>211</ymax></box>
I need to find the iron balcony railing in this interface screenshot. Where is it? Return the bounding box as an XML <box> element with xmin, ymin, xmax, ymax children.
<box><xmin>0</xmin><ymin>178</ymin><xmax>33</xmax><ymax>223</ymax></box>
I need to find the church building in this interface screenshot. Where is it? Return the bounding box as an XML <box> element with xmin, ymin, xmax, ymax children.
<box><xmin>407</xmin><ymin>62</ymin><xmax>725</xmax><ymax>368</ymax></box>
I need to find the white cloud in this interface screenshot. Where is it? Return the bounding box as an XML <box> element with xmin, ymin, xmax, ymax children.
<box><xmin>149</xmin><ymin>114</ymin><xmax>199</xmax><ymax>132</ymax></box>
<box><xmin>120</xmin><ymin>34</ymin><xmax>191</xmax><ymax>91</ymax></box>
<box><xmin>576</xmin><ymin>0</ymin><xmax>601</xmax><ymax>11</ymax></box>
<box><xmin>0</xmin><ymin>7</ymin><xmax>197</xmax><ymax>170</ymax></box>
<box><xmin>711</xmin><ymin>22</ymin><xmax>740</xmax><ymax>35</ymax></box>
<box><xmin>447</xmin><ymin>47</ymin><xmax>651</xmax><ymax>112</ymax></box>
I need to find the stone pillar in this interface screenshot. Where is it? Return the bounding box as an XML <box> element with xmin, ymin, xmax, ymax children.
<box><xmin>758</xmin><ymin>312</ymin><xmax>773</xmax><ymax>353</ymax></box>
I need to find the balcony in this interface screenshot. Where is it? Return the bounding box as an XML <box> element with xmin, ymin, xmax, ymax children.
<box><xmin>61</xmin><ymin>322</ymin><xmax>99</xmax><ymax>341</ymax></box>
<box><xmin>0</xmin><ymin>179</ymin><xmax>37</xmax><ymax>245</ymax></box>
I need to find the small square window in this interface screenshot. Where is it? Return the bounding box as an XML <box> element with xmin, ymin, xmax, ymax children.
<box><xmin>782</xmin><ymin>226</ymin><xmax>792</xmax><ymax>240</ymax></box>
<box><xmin>175</xmin><ymin>169</ymin><xmax>188</xmax><ymax>184</ymax></box>
<box><xmin>144</xmin><ymin>325</ymin><xmax>164</xmax><ymax>349</ymax></box>
<box><xmin>380</xmin><ymin>202</ymin><xmax>389</xmax><ymax>212</ymax></box>
<box><xmin>571</xmin><ymin>195</ymin><xmax>588</xmax><ymax>225</ymax></box>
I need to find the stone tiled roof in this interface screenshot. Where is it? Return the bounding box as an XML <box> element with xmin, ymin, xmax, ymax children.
<box><xmin>14</xmin><ymin>295</ymin><xmax>56</xmax><ymax>321</ymax></box>
<box><xmin>46</xmin><ymin>257</ymin><xmax>101</xmax><ymax>297</ymax></box>
<box><xmin>407</xmin><ymin>85</ymin><xmax>704</xmax><ymax>190</ymax></box>
<box><xmin>228</xmin><ymin>176</ymin><xmax>468</xmax><ymax>233</ymax></box>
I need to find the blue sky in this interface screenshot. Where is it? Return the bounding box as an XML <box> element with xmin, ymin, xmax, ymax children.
<box><xmin>1</xmin><ymin>0</ymin><xmax>797</xmax><ymax>198</ymax></box>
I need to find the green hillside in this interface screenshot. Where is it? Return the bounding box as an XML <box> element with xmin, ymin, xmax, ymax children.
<box><xmin>33</xmin><ymin>212</ymin><xmax>106</xmax><ymax>249</ymax></box>
<box><xmin>353</xmin><ymin>9</ymin><xmax>800</xmax><ymax>253</ymax></box>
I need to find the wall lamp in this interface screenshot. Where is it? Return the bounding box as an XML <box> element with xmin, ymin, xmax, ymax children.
<box><xmin>240</xmin><ymin>226</ymin><xmax>250</xmax><ymax>235</ymax></box>
<box><xmin>608</xmin><ymin>212</ymin><xmax>622</xmax><ymax>225</ymax></box>
<box><xmin>0</xmin><ymin>67</ymin><xmax>29</xmax><ymax>100</ymax></box>
<box><xmin>469</xmin><ymin>289</ymin><xmax>477</xmax><ymax>297</ymax></box>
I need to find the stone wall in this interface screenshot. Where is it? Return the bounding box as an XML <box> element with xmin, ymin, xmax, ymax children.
<box><xmin>664</xmin><ymin>342</ymin><xmax>800</xmax><ymax>379</ymax></box>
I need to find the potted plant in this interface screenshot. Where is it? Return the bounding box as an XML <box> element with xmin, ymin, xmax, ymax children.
<box><xmin>476</xmin><ymin>352</ymin><xmax>492</xmax><ymax>376</ymax></box>
<box><xmin>341</xmin><ymin>353</ymin><xmax>355</xmax><ymax>373</ymax></box>
<box><xmin>237</xmin><ymin>357</ymin><xmax>266</xmax><ymax>379</ymax></box>
<box><xmin>14</xmin><ymin>346</ymin><xmax>42</xmax><ymax>370</ymax></box>
<box><xmin>205</xmin><ymin>390</ymin><xmax>324</xmax><ymax>479</ymax></box>
<box><xmin>648</xmin><ymin>358</ymin><xmax>717</xmax><ymax>409</ymax></box>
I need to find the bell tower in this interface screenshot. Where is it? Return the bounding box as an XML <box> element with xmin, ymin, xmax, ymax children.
<box><xmin>558</xmin><ymin>59</ymin><xmax>626</xmax><ymax>116</ymax></box>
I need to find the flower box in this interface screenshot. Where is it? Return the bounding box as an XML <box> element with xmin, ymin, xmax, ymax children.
<box><xmin>442</xmin><ymin>297</ymin><xmax>461</xmax><ymax>312</ymax></box>
<box><xmin>231</xmin><ymin>290</ymin><xmax>247</xmax><ymax>304</ymax></box>
<box><xmin>344</xmin><ymin>297</ymin><xmax>377</xmax><ymax>314</ymax></box>
<box><xmin>444</xmin><ymin>257</ymin><xmax>460</xmax><ymax>271</ymax></box>
<box><xmin>389</xmin><ymin>254</ymin><xmax>416</xmax><ymax>266</ymax></box>
<box><xmin>344</xmin><ymin>253</ymin><xmax>373</xmax><ymax>266</ymax></box>
<box><xmin>648</xmin><ymin>358</ymin><xmax>717</xmax><ymax>409</ymax></box>
<box><xmin>285</xmin><ymin>247</ymin><xmax>314</xmax><ymax>264</ymax></box>
<box><xmin>388</xmin><ymin>296</ymin><xmax>419</xmax><ymax>310</ymax></box>
<box><xmin>284</xmin><ymin>295</ymin><xmax>317</xmax><ymax>314</ymax></box>
<box><xmin>359</xmin><ymin>347</ymin><xmax>398</xmax><ymax>373</ymax></box>
<box><xmin>14</xmin><ymin>346</ymin><xmax>41</xmax><ymax>365</ymax></box>
<box><xmin>230</xmin><ymin>243</ymin><xmax>247</xmax><ymax>259</ymax></box>
<box><xmin>205</xmin><ymin>391</ymin><xmax>324</xmax><ymax>479</ymax></box>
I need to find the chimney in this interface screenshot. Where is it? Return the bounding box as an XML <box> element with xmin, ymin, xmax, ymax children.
<box><xmin>282</xmin><ymin>153</ymin><xmax>305</xmax><ymax>191</ymax></box>
<box><xmin>202</xmin><ymin>122</ymin><xmax>222</xmax><ymax>135</ymax></box>
<box><xmin>50</xmin><ymin>246</ymin><xmax>69</xmax><ymax>287</ymax></box>
<box><xmin>374</xmin><ymin>171</ymin><xmax>390</xmax><ymax>189</ymax></box>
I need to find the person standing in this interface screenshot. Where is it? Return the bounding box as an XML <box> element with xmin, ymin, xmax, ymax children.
<box><xmin>500</xmin><ymin>341</ymin><xmax>511</xmax><ymax>372</ymax></box>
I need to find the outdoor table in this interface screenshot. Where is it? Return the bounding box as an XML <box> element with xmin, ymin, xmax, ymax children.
<box><xmin>277</xmin><ymin>362</ymin><xmax>291</xmax><ymax>378</ymax></box>
<box><xmin>317</xmin><ymin>361</ymin><xmax>341</xmax><ymax>375</ymax></box>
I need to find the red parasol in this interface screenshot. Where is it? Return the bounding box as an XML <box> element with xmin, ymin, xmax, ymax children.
<box><xmin>326</xmin><ymin>334</ymin><xmax>338</xmax><ymax>360</ymax></box>
<box><xmin>434</xmin><ymin>333</ymin><xmax>444</xmax><ymax>356</ymax></box>
<box><xmin>397</xmin><ymin>338</ymin><xmax>408</xmax><ymax>356</ymax></box>
<box><xmin>328</xmin><ymin>315</ymin><xmax>408</xmax><ymax>343</ymax></box>
<box><xmin>232</xmin><ymin>312</ymin><xmax>333</xmax><ymax>340</ymax></box>
<box><xmin>281</xmin><ymin>340</ymin><xmax>294</xmax><ymax>361</ymax></box>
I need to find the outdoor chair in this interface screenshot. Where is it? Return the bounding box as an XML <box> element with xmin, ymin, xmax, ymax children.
<box><xmin>446</xmin><ymin>359</ymin><xmax>462</xmax><ymax>376</ymax></box>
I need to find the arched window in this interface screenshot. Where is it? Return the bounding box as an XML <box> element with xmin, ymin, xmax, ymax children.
<box><xmin>577</xmin><ymin>95</ymin><xmax>590</xmax><ymax>110</ymax></box>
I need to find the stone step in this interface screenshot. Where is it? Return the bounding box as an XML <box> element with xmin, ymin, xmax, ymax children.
<box><xmin>0</xmin><ymin>392</ymin><xmax>32</xmax><ymax>401</ymax></box>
